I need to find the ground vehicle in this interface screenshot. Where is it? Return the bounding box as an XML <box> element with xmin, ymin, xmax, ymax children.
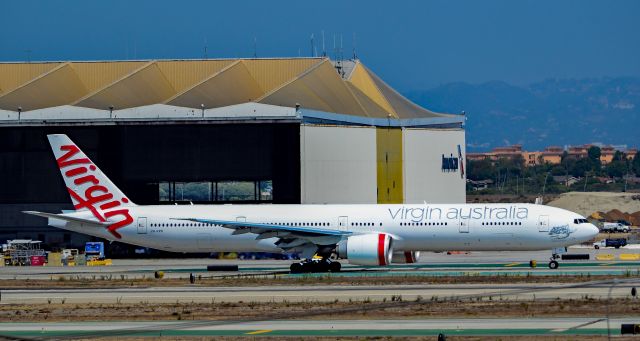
<box><xmin>61</xmin><ymin>248</ymin><xmax>79</xmax><ymax>265</ymax></box>
<box><xmin>2</xmin><ymin>240</ymin><xmax>46</xmax><ymax>266</ymax></box>
<box><xmin>602</xmin><ymin>222</ymin><xmax>630</xmax><ymax>233</ymax></box>
<box><xmin>617</xmin><ymin>219</ymin><xmax>632</xmax><ymax>228</ymax></box>
<box><xmin>84</xmin><ymin>242</ymin><xmax>105</xmax><ymax>261</ymax></box>
<box><xmin>593</xmin><ymin>238</ymin><xmax>627</xmax><ymax>249</ymax></box>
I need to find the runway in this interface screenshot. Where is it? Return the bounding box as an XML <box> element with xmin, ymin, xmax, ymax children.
<box><xmin>2</xmin><ymin>248</ymin><xmax>640</xmax><ymax>281</ymax></box>
<box><xmin>2</xmin><ymin>280</ymin><xmax>640</xmax><ymax>304</ymax></box>
<box><xmin>0</xmin><ymin>318</ymin><xmax>637</xmax><ymax>338</ymax></box>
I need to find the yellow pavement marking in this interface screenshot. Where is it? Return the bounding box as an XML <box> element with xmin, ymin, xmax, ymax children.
<box><xmin>246</xmin><ymin>330</ymin><xmax>272</xmax><ymax>335</ymax></box>
<box><xmin>504</xmin><ymin>262</ymin><xmax>520</xmax><ymax>267</ymax></box>
<box><xmin>620</xmin><ymin>253</ymin><xmax>640</xmax><ymax>261</ymax></box>
<box><xmin>595</xmin><ymin>254</ymin><xmax>615</xmax><ymax>261</ymax></box>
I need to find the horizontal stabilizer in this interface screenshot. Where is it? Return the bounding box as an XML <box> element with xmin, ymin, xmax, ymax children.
<box><xmin>22</xmin><ymin>211</ymin><xmax>109</xmax><ymax>228</ymax></box>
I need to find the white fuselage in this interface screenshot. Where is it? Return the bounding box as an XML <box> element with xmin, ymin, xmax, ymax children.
<box><xmin>49</xmin><ymin>203</ymin><xmax>599</xmax><ymax>253</ymax></box>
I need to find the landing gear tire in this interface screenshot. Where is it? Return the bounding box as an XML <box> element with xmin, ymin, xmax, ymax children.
<box><xmin>548</xmin><ymin>260</ymin><xmax>559</xmax><ymax>269</ymax></box>
<box><xmin>289</xmin><ymin>259</ymin><xmax>342</xmax><ymax>273</ymax></box>
<box><xmin>290</xmin><ymin>262</ymin><xmax>304</xmax><ymax>273</ymax></box>
<box><xmin>329</xmin><ymin>261</ymin><xmax>341</xmax><ymax>272</ymax></box>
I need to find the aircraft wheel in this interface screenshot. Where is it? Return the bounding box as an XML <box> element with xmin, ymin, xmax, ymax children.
<box><xmin>548</xmin><ymin>260</ymin><xmax>559</xmax><ymax>269</ymax></box>
<box><xmin>290</xmin><ymin>262</ymin><xmax>304</xmax><ymax>273</ymax></box>
<box><xmin>329</xmin><ymin>261</ymin><xmax>341</xmax><ymax>272</ymax></box>
<box><xmin>316</xmin><ymin>260</ymin><xmax>331</xmax><ymax>272</ymax></box>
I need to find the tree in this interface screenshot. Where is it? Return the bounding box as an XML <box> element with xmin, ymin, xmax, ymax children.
<box><xmin>587</xmin><ymin>146</ymin><xmax>602</xmax><ymax>172</ymax></box>
<box><xmin>612</xmin><ymin>150</ymin><xmax>625</xmax><ymax>162</ymax></box>
<box><xmin>551</xmin><ymin>165</ymin><xmax>566</xmax><ymax>176</ymax></box>
<box><xmin>588</xmin><ymin>146</ymin><xmax>601</xmax><ymax>161</ymax></box>
<box><xmin>633</xmin><ymin>151</ymin><xmax>640</xmax><ymax>176</ymax></box>
<box><xmin>561</xmin><ymin>155</ymin><xmax>577</xmax><ymax>175</ymax></box>
<box><xmin>605</xmin><ymin>159</ymin><xmax>627</xmax><ymax>178</ymax></box>
<box><xmin>467</xmin><ymin>159</ymin><xmax>494</xmax><ymax>181</ymax></box>
<box><xmin>571</xmin><ymin>158</ymin><xmax>591</xmax><ymax>177</ymax></box>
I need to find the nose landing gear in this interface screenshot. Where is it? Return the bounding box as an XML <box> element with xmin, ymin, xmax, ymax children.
<box><xmin>548</xmin><ymin>253</ymin><xmax>560</xmax><ymax>269</ymax></box>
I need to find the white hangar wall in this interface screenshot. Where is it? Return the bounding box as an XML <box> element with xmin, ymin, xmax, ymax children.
<box><xmin>300</xmin><ymin>125</ymin><xmax>378</xmax><ymax>204</ymax></box>
<box><xmin>402</xmin><ymin>128</ymin><xmax>466</xmax><ymax>204</ymax></box>
<box><xmin>300</xmin><ymin>125</ymin><xmax>466</xmax><ymax>205</ymax></box>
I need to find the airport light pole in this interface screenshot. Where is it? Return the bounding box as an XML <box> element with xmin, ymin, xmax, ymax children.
<box><xmin>542</xmin><ymin>172</ymin><xmax>549</xmax><ymax>199</ymax></box>
<box><xmin>584</xmin><ymin>171</ymin><xmax>589</xmax><ymax>192</ymax></box>
<box><xmin>606</xmin><ymin>278</ymin><xmax>619</xmax><ymax>341</ymax></box>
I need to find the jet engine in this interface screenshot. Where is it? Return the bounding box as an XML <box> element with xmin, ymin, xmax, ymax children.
<box><xmin>391</xmin><ymin>251</ymin><xmax>420</xmax><ymax>264</ymax></box>
<box><xmin>336</xmin><ymin>233</ymin><xmax>393</xmax><ymax>266</ymax></box>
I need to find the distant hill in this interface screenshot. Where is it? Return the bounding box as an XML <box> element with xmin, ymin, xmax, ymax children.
<box><xmin>407</xmin><ymin>77</ymin><xmax>640</xmax><ymax>152</ymax></box>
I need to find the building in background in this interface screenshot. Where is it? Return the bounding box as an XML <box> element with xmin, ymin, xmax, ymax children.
<box><xmin>0</xmin><ymin>58</ymin><xmax>465</xmax><ymax>248</ymax></box>
<box><xmin>468</xmin><ymin>144</ymin><xmax>637</xmax><ymax>166</ymax></box>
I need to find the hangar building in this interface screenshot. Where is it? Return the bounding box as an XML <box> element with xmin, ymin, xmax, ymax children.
<box><xmin>0</xmin><ymin>58</ymin><xmax>465</xmax><ymax>247</ymax></box>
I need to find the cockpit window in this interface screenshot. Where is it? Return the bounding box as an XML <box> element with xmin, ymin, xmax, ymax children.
<box><xmin>574</xmin><ymin>218</ymin><xmax>588</xmax><ymax>224</ymax></box>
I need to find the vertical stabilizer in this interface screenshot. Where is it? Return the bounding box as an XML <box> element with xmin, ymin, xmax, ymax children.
<box><xmin>47</xmin><ymin>134</ymin><xmax>135</xmax><ymax>238</ymax></box>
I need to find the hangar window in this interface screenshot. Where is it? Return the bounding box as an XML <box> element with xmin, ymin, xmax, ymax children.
<box><xmin>158</xmin><ymin>180</ymin><xmax>272</xmax><ymax>203</ymax></box>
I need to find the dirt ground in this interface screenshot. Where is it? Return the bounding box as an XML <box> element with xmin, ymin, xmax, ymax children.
<box><xmin>547</xmin><ymin>191</ymin><xmax>640</xmax><ymax>218</ymax></box>
<box><xmin>0</xmin><ymin>273</ymin><xmax>628</xmax><ymax>289</ymax></box>
<box><xmin>1</xmin><ymin>297</ymin><xmax>639</xmax><ymax>322</ymax></box>
<box><xmin>91</xmin><ymin>335</ymin><xmax>638</xmax><ymax>341</ymax></box>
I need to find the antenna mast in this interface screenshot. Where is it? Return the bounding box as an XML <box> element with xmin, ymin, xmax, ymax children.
<box><xmin>253</xmin><ymin>37</ymin><xmax>257</xmax><ymax>58</ymax></box>
<box><xmin>352</xmin><ymin>32</ymin><xmax>357</xmax><ymax>60</ymax></box>
<box><xmin>310</xmin><ymin>33</ymin><xmax>315</xmax><ymax>57</ymax></box>
<box><xmin>203</xmin><ymin>37</ymin><xmax>208</xmax><ymax>59</ymax></box>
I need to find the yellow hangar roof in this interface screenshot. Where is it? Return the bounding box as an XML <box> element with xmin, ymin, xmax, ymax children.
<box><xmin>0</xmin><ymin>58</ymin><xmax>450</xmax><ymax>119</ymax></box>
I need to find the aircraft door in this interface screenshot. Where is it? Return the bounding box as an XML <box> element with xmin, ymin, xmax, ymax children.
<box><xmin>458</xmin><ymin>216</ymin><xmax>470</xmax><ymax>233</ymax></box>
<box><xmin>137</xmin><ymin>217</ymin><xmax>147</xmax><ymax>234</ymax></box>
<box><xmin>538</xmin><ymin>215</ymin><xmax>549</xmax><ymax>232</ymax></box>
<box><xmin>236</xmin><ymin>216</ymin><xmax>246</xmax><ymax>222</ymax></box>
<box><xmin>338</xmin><ymin>216</ymin><xmax>349</xmax><ymax>231</ymax></box>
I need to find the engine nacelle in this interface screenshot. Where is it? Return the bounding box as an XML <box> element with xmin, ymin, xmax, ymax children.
<box><xmin>391</xmin><ymin>251</ymin><xmax>420</xmax><ymax>264</ymax></box>
<box><xmin>336</xmin><ymin>233</ymin><xmax>393</xmax><ymax>266</ymax></box>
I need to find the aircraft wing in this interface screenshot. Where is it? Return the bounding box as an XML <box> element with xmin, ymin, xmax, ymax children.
<box><xmin>176</xmin><ymin>218</ymin><xmax>352</xmax><ymax>252</ymax></box>
<box><xmin>23</xmin><ymin>211</ymin><xmax>109</xmax><ymax>228</ymax></box>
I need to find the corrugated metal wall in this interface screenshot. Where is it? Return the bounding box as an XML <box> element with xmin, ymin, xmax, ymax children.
<box><xmin>0</xmin><ymin>59</ymin><xmax>452</xmax><ymax>119</ymax></box>
<box><xmin>0</xmin><ymin>63</ymin><xmax>62</xmax><ymax>95</ymax></box>
<box><xmin>348</xmin><ymin>62</ymin><xmax>397</xmax><ymax>117</ymax></box>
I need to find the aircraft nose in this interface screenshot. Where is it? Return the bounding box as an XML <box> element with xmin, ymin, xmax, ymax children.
<box><xmin>586</xmin><ymin>224</ymin><xmax>599</xmax><ymax>238</ymax></box>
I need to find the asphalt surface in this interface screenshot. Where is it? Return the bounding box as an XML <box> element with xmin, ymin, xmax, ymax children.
<box><xmin>0</xmin><ymin>318</ymin><xmax>638</xmax><ymax>338</ymax></box>
<box><xmin>3</xmin><ymin>280</ymin><xmax>640</xmax><ymax>304</ymax></box>
<box><xmin>2</xmin><ymin>247</ymin><xmax>640</xmax><ymax>280</ymax></box>
<box><xmin>2</xmin><ymin>250</ymin><xmax>640</xmax><ymax>338</ymax></box>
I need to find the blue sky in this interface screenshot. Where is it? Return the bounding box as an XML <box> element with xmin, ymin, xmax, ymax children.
<box><xmin>2</xmin><ymin>0</ymin><xmax>639</xmax><ymax>91</ymax></box>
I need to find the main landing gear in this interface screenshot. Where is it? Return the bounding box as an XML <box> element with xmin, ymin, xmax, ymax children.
<box><xmin>290</xmin><ymin>259</ymin><xmax>341</xmax><ymax>273</ymax></box>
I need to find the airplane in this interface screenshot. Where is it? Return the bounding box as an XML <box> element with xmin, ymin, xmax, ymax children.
<box><xmin>24</xmin><ymin>134</ymin><xmax>599</xmax><ymax>272</ymax></box>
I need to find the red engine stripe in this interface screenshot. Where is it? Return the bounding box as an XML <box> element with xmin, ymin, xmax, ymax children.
<box><xmin>377</xmin><ymin>234</ymin><xmax>386</xmax><ymax>265</ymax></box>
<box><xmin>404</xmin><ymin>251</ymin><xmax>414</xmax><ymax>263</ymax></box>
